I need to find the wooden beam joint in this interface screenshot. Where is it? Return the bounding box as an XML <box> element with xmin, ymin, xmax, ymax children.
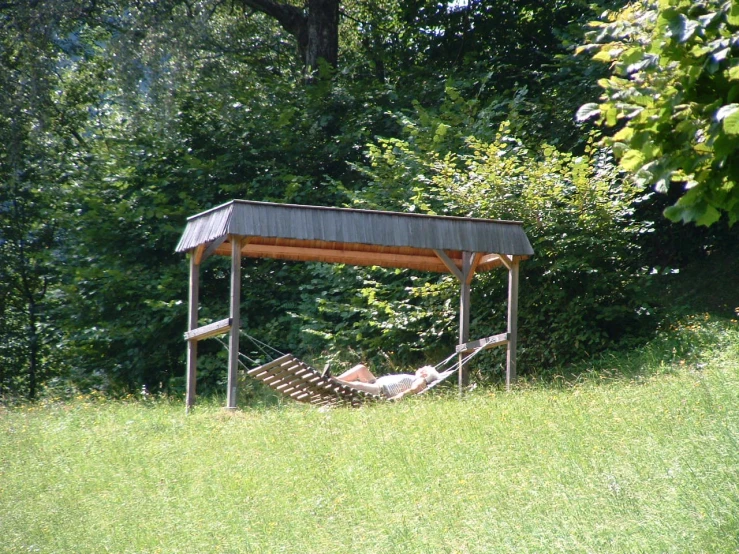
<box><xmin>465</xmin><ymin>252</ymin><xmax>483</xmax><ymax>284</ymax></box>
<box><xmin>198</xmin><ymin>235</ymin><xmax>228</xmax><ymax>264</ymax></box>
<box><xmin>498</xmin><ymin>254</ymin><xmax>513</xmax><ymax>270</ymax></box>
<box><xmin>433</xmin><ymin>249</ymin><xmax>464</xmax><ymax>280</ymax></box>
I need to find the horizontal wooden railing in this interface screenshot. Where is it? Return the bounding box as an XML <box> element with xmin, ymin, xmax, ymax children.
<box><xmin>184</xmin><ymin>318</ymin><xmax>232</xmax><ymax>342</ymax></box>
<box><xmin>456</xmin><ymin>332</ymin><xmax>508</xmax><ymax>354</ymax></box>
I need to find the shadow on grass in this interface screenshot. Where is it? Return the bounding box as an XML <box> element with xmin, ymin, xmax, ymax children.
<box><xmin>200</xmin><ymin>312</ymin><xmax>739</xmax><ymax>412</ymax></box>
<box><xmin>503</xmin><ymin>241</ymin><xmax>739</xmax><ymax>392</ymax></box>
<box><xmin>514</xmin><ymin>315</ymin><xmax>739</xmax><ymax>392</ymax></box>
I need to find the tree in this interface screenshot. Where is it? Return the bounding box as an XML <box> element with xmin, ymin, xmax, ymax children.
<box><xmin>343</xmin><ymin>94</ymin><xmax>653</xmax><ymax>373</ymax></box>
<box><xmin>0</xmin><ymin>0</ymin><xmax>681</xmax><ymax>397</ymax></box>
<box><xmin>236</xmin><ymin>0</ymin><xmax>339</xmax><ymax>71</ymax></box>
<box><xmin>0</xmin><ymin>183</ymin><xmax>56</xmax><ymax>399</ymax></box>
<box><xmin>0</xmin><ymin>0</ymin><xmax>79</xmax><ymax>397</ymax></box>
<box><xmin>577</xmin><ymin>0</ymin><xmax>739</xmax><ymax>226</ymax></box>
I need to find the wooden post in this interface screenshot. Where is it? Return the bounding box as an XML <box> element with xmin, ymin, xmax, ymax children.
<box><xmin>186</xmin><ymin>254</ymin><xmax>199</xmax><ymax>413</ymax></box>
<box><xmin>226</xmin><ymin>236</ymin><xmax>242</xmax><ymax>409</ymax></box>
<box><xmin>506</xmin><ymin>257</ymin><xmax>520</xmax><ymax>390</ymax></box>
<box><xmin>458</xmin><ymin>252</ymin><xmax>472</xmax><ymax>391</ymax></box>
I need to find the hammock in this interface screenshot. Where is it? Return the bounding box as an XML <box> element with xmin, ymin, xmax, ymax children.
<box><xmin>246</xmin><ymin>353</ymin><xmax>379</xmax><ymax>406</ymax></box>
<box><xmin>226</xmin><ymin>331</ymin><xmax>491</xmax><ymax>406</ymax></box>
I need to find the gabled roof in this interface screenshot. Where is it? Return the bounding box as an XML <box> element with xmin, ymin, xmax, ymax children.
<box><xmin>176</xmin><ymin>200</ymin><xmax>534</xmax><ymax>273</ymax></box>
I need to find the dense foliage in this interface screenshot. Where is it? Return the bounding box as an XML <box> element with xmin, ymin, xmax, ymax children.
<box><xmin>1</xmin><ymin>0</ymin><xmax>735</xmax><ymax>400</ymax></box>
<box><xmin>578</xmin><ymin>0</ymin><xmax>739</xmax><ymax>225</ymax></box>
<box><xmin>351</xmin><ymin>110</ymin><xmax>651</xmax><ymax>369</ymax></box>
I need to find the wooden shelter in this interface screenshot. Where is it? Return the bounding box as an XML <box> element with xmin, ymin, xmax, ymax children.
<box><xmin>176</xmin><ymin>200</ymin><xmax>534</xmax><ymax>409</ymax></box>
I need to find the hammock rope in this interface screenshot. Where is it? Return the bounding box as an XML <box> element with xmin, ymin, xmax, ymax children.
<box><xmin>239</xmin><ymin>329</ymin><xmax>285</xmax><ymax>358</ymax></box>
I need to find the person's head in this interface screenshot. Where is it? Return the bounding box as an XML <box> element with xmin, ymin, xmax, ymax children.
<box><xmin>416</xmin><ymin>365</ymin><xmax>440</xmax><ymax>384</ymax></box>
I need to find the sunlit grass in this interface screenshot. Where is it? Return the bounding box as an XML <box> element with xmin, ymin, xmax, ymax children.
<box><xmin>1</xmin><ymin>320</ymin><xmax>738</xmax><ymax>553</ymax></box>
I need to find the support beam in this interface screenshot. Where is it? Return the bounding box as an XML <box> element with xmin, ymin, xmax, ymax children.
<box><xmin>198</xmin><ymin>235</ymin><xmax>228</xmax><ymax>264</ymax></box>
<box><xmin>183</xmin><ymin>318</ymin><xmax>232</xmax><ymax>342</ymax></box>
<box><xmin>433</xmin><ymin>249</ymin><xmax>464</xmax><ymax>281</ymax></box>
<box><xmin>465</xmin><ymin>253</ymin><xmax>483</xmax><ymax>285</ymax></box>
<box><xmin>193</xmin><ymin>244</ymin><xmax>206</xmax><ymax>266</ymax></box>
<box><xmin>235</xmin><ymin>243</ymin><xmax>467</xmax><ymax>275</ymax></box>
<box><xmin>226</xmin><ymin>236</ymin><xmax>242</xmax><ymax>409</ymax></box>
<box><xmin>436</xmin><ymin>250</ymin><xmax>482</xmax><ymax>393</ymax></box>
<box><xmin>186</xmin><ymin>254</ymin><xmax>199</xmax><ymax>412</ymax></box>
<box><xmin>506</xmin><ymin>257</ymin><xmax>520</xmax><ymax>390</ymax></box>
<box><xmin>458</xmin><ymin>252</ymin><xmax>472</xmax><ymax>390</ymax></box>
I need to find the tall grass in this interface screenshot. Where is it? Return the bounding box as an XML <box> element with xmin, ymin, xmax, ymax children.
<box><xmin>2</xmin><ymin>319</ymin><xmax>738</xmax><ymax>553</ymax></box>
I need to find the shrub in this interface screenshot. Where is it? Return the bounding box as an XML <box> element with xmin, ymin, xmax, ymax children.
<box><xmin>327</xmin><ymin>109</ymin><xmax>656</xmax><ymax>376</ymax></box>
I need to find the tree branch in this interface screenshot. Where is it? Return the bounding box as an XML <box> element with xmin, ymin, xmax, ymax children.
<box><xmin>234</xmin><ymin>0</ymin><xmax>306</xmax><ymax>37</ymax></box>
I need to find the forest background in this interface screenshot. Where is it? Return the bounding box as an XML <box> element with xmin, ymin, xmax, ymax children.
<box><xmin>2</xmin><ymin>0</ymin><xmax>738</xmax><ymax>401</ymax></box>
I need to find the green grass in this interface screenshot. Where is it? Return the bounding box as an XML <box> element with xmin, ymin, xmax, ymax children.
<box><xmin>2</xmin><ymin>319</ymin><xmax>738</xmax><ymax>553</ymax></box>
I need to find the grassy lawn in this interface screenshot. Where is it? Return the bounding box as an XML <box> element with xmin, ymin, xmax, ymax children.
<box><xmin>2</xmin><ymin>318</ymin><xmax>738</xmax><ymax>553</ymax></box>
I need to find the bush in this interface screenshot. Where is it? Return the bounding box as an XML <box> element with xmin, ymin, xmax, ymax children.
<box><xmin>320</xmin><ymin>104</ymin><xmax>657</xmax><ymax>376</ymax></box>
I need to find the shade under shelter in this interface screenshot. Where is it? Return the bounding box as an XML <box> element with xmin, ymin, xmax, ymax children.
<box><xmin>176</xmin><ymin>200</ymin><xmax>534</xmax><ymax>409</ymax></box>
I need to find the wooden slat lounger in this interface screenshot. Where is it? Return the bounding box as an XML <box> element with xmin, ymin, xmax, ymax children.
<box><xmin>246</xmin><ymin>354</ymin><xmax>381</xmax><ymax>407</ymax></box>
<box><xmin>247</xmin><ymin>353</ymin><xmax>461</xmax><ymax>406</ymax></box>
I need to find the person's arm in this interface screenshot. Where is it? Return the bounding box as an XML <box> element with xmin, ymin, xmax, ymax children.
<box><xmin>388</xmin><ymin>377</ymin><xmax>427</xmax><ymax>401</ymax></box>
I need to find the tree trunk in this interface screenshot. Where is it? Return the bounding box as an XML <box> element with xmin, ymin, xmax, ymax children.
<box><xmin>237</xmin><ymin>0</ymin><xmax>339</xmax><ymax>71</ymax></box>
<box><xmin>303</xmin><ymin>0</ymin><xmax>339</xmax><ymax>70</ymax></box>
<box><xmin>27</xmin><ymin>297</ymin><xmax>38</xmax><ymax>400</ymax></box>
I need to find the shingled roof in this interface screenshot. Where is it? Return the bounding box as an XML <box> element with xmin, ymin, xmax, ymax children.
<box><xmin>176</xmin><ymin>200</ymin><xmax>533</xmax><ymax>273</ymax></box>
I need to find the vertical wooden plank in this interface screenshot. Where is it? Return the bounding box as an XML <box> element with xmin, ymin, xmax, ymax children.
<box><xmin>226</xmin><ymin>236</ymin><xmax>242</xmax><ymax>409</ymax></box>
<box><xmin>186</xmin><ymin>254</ymin><xmax>199</xmax><ymax>413</ymax></box>
<box><xmin>458</xmin><ymin>252</ymin><xmax>472</xmax><ymax>391</ymax></box>
<box><xmin>506</xmin><ymin>257</ymin><xmax>520</xmax><ymax>390</ymax></box>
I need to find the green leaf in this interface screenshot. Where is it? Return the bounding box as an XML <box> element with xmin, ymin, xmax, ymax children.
<box><xmin>716</xmin><ymin>103</ymin><xmax>739</xmax><ymax>122</ymax></box>
<box><xmin>696</xmin><ymin>204</ymin><xmax>721</xmax><ymax>226</ymax></box>
<box><xmin>722</xmin><ymin>110</ymin><xmax>739</xmax><ymax>135</ymax></box>
<box><xmin>434</xmin><ymin>123</ymin><xmax>450</xmax><ymax>143</ymax></box>
<box><xmin>690</xmin><ymin>43</ymin><xmax>712</xmax><ymax>57</ymax></box>
<box><xmin>665</xmin><ymin>14</ymin><xmax>698</xmax><ymax>43</ymax></box>
<box><xmin>612</xmin><ymin>127</ymin><xmax>635</xmax><ymax>142</ymax></box>
<box><xmin>663</xmin><ymin>204</ymin><xmax>684</xmax><ymax>222</ymax></box>
<box><xmin>620</xmin><ymin>149</ymin><xmax>646</xmax><ymax>171</ymax></box>
<box><xmin>665</xmin><ymin>189</ymin><xmax>704</xmax><ymax>223</ymax></box>
<box><xmin>657</xmin><ymin>7</ymin><xmax>679</xmax><ymax>28</ymax></box>
<box><xmin>713</xmin><ymin>47</ymin><xmax>731</xmax><ymax>62</ymax></box>
<box><xmin>606</xmin><ymin>106</ymin><xmax>618</xmax><ymax>126</ymax></box>
<box><xmin>620</xmin><ymin>48</ymin><xmax>645</xmax><ymax>68</ymax></box>
<box><xmin>728</xmin><ymin>1</ymin><xmax>739</xmax><ymax>26</ymax></box>
<box><xmin>576</xmin><ymin>103</ymin><xmax>601</xmax><ymax>122</ymax></box>
<box><xmin>712</xmin><ymin>133</ymin><xmax>737</xmax><ymax>159</ymax></box>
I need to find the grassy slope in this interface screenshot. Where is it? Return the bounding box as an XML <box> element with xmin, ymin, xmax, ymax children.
<box><xmin>1</xmin><ymin>318</ymin><xmax>738</xmax><ymax>553</ymax></box>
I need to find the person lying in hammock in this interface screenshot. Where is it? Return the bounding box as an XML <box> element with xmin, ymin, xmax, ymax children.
<box><xmin>328</xmin><ymin>363</ymin><xmax>441</xmax><ymax>401</ymax></box>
